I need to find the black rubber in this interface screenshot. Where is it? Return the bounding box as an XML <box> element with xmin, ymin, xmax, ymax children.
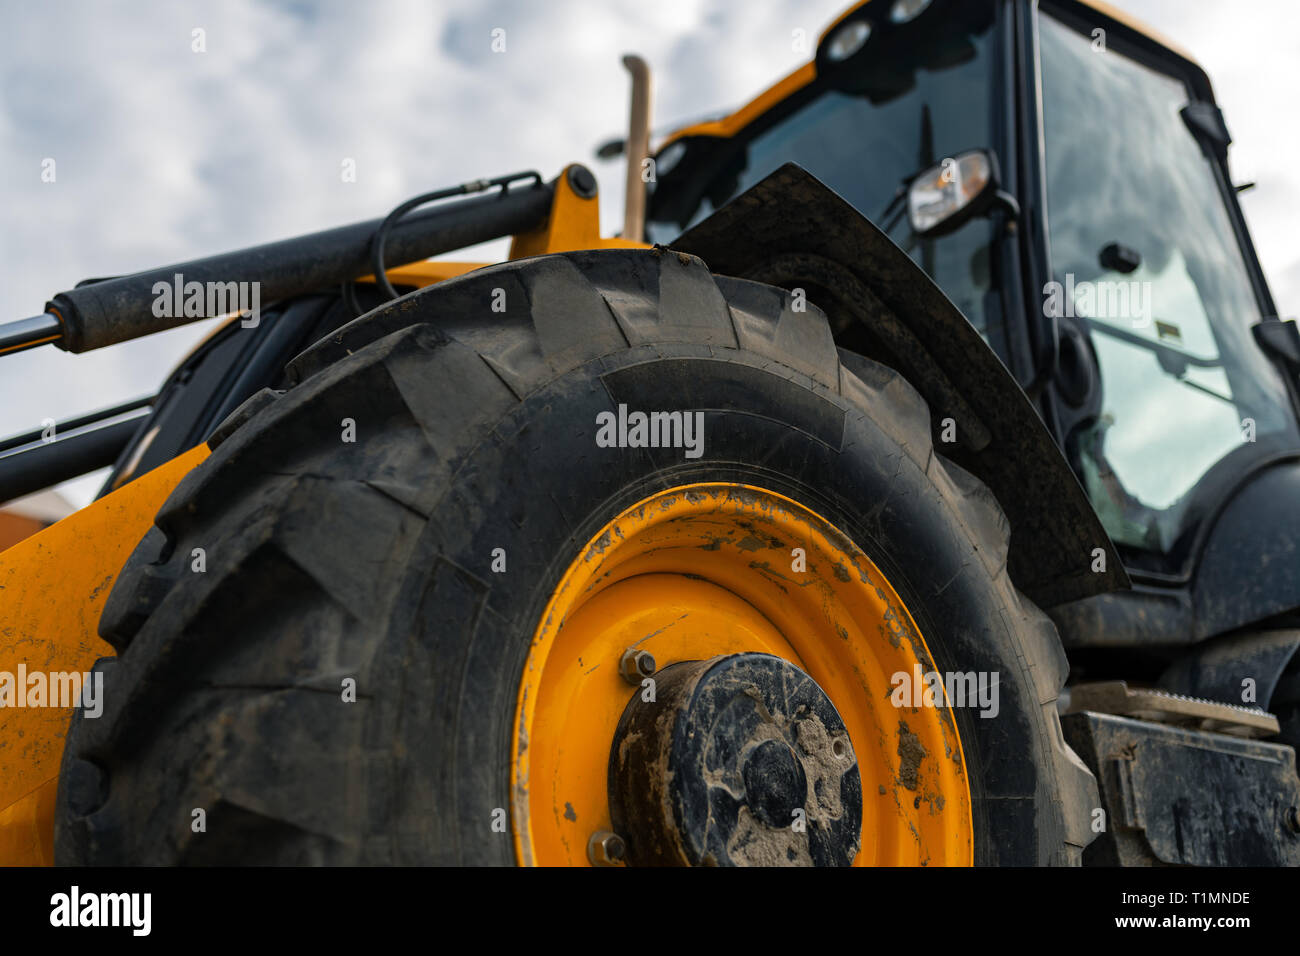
<box><xmin>55</xmin><ymin>248</ymin><xmax>1096</xmax><ymax>865</ymax></box>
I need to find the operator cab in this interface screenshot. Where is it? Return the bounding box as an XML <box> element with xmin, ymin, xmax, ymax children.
<box><xmin>645</xmin><ymin>0</ymin><xmax>1300</xmax><ymax>584</ymax></box>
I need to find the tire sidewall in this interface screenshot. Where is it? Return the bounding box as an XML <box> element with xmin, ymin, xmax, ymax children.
<box><xmin>380</xmin><ymin>343</ymin><xmax>1060</xmax><ymax>865</ymax></box>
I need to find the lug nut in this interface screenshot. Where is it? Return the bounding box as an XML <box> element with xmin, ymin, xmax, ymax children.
<box><xmin>620</xmin><ymin>648</ymin><xmax>656</xmax><ymax>684</ymax></box>
<box><xmin>588</xmin><ymin>830</ymin><xmax>626</xmax><ymax>866</ymax></box>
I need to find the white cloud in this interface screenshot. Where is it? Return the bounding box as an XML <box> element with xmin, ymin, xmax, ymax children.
<box><xmin>1120</xmin><ymin>0</ymin><xmax>1300</xmax><ymax>316</ymax></box>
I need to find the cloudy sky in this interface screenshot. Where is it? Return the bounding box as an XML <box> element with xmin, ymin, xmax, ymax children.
<box><xmin>2</xmin><ymin>0</ymin><xmax>1296</xmax><ymax>507</ymax></box>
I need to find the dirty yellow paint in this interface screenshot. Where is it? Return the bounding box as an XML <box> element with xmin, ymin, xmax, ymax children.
<box><xmin>509</xmin><ymin>164</ymin><xmax>649</xmax><ymax>259</ymax></box>
<box><xmin>0</xmin><ymin>443</ymin><xmax>209</xmax><ymax>866</ymax></box>
<box><xmin>512</xmin><ymin>482</ymin><xmax>973</xmax><ymax>867</ymax></box>
<box><xmin>0</xmin><ymin>778</ymin><xmax>56</xmax><ymax>866</ymax></box>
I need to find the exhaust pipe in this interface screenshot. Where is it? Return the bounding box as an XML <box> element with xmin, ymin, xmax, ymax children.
<box><xmin>621</xmin><ymin>54</ymin><xmax>652</xmax><ymax>243</ymax></box>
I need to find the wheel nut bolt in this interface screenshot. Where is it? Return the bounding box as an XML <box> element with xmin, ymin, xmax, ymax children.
<box><xmin>620</xmin><ymin>648</ymin><xmax>656</xmax><ymax>684</ymax></box>
<box><xmin>588</xmin><ymin>830</ymin><xmax>626</xmax><ymax>866</ymax></box>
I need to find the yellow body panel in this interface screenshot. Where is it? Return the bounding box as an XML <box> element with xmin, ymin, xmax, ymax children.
<box><xmin>0</xmin><ymin>443</ymin><xmax>209</xmax><ymax>865</ymax></box>
<box><xmin>510</xmin><ymin>164</ymin><xmax>650</xmax><ymax>258</ymax></box>
<box><xmin>356</xmin><ymin>259</ymin><xmax>492</xmax><ymax>289</ymax></box>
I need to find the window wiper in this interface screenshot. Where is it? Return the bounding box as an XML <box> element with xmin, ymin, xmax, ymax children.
<box><xmin>1082</xmin><ymin>317</ymin><xmax>1221</xmax><ymax>370</ymax></box>
<box><xmin>1082</xmin><ymin>316</ymin><xmax>1232</xmax><ymax>403</ymax></box>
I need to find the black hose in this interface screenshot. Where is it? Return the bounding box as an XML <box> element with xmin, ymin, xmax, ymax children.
<box><xmin>368</xmin><ymin>171</ymin><xmax>541</xmax><ymax>302</ymax></box>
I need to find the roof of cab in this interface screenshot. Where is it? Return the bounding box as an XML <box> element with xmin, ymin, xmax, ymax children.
<box><xmin>656</xmin><ymin>0</ymin><xmax>1211</xmax><ymax>152</ymax></box>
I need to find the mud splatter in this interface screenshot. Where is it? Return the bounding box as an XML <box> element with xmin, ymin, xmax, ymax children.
<box><xmin>584</xmin><ymin>529</ymin><xmax>613</xmax><ymax>561</ymax></box>
<box><xmin>726</xmin><ymin>807</ymin><xmax>814</xmax><ymax>867</ymax></box>
<box><xmin>896</xmin><ymin>720</ymin><xmax>926</xmax><ymax>792</ymax></box>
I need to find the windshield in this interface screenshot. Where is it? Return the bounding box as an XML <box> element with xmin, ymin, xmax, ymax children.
<box><xmin>646</xmin><ymin>2</ymin><xmax>1005</xmax><ymax>354</ymax></box>
<box><xmin>1038</xmin><ymin>10</ymin><xmax>1299</xmax><ymax>557</ymax></box>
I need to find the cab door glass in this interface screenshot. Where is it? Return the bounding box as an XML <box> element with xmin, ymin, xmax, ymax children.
<box><xmin>1037</xmin><ymin>10</ymin><xmax>1297</xmax><ymax>554</ymax></box>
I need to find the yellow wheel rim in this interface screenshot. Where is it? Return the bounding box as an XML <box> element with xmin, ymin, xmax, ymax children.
<box><xmin>512</xmin><ymin>483</ymin><xmax>973</xmax><ymax>865</ymax></box>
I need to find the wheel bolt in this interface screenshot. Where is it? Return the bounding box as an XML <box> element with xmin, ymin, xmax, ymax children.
<box><xmin>588</xmin><ymin>830</ymin><xmax>626</xmax><ymax>866</ymax></box>
<box><xmin>620</xmin><ymin>648</ymin><xmax>656</xmax><ymax>684</ymax></box>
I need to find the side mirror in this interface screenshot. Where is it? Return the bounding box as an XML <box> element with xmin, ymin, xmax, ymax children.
<box><xmin>907</xmin><ymin>149</ymin><xmax>1018</xmax><ymax>238</ymax></box>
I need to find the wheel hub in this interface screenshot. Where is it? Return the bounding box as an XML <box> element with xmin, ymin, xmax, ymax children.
<box><xmin>608</xmin><ymin>653</ymin><xmax>863</xmax><ymax>866</ymax></box>
<box><xmin>514</xmin><ymin>482</ymin><xmax>972</xmax><ymax>866</ymax></box>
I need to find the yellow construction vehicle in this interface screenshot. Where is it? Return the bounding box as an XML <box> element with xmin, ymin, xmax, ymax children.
<box><xmin>3</xmin><ymin>0</ymin><xmax>1299</xmax><ymax>867</ymax></box>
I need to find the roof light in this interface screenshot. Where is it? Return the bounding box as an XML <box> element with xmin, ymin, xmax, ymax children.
<box><xmin>825</xmin><ymin>19</ymin><xmax>871</xmax><ymax>63</ymax></box>
<box><xmin>654</xmin><ymin>141</ymin><xmax>687</xmax><ymax>177</ymax></box>
<box><xmin>889</xmin><ymin>0</ymin><xmax>934</xmax><ymax>24</ymax></box>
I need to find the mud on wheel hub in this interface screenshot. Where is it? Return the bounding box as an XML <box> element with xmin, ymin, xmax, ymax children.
<box><xmin>610</xmin><ymin>653</ymin><xmax>863</xmax><ymax>866</ymax></box>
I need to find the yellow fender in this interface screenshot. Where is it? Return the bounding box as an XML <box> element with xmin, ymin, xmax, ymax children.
<box><xmin>0</xmin><ymin>444</ymin><xmax>208</xmax><ymax>865</ymax></box>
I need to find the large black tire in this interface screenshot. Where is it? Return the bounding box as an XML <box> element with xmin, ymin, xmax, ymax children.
<box><xmin>55</xmin><ymin>248</ymin><xmax>1096</xmax><ymax>865</ymax></box>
